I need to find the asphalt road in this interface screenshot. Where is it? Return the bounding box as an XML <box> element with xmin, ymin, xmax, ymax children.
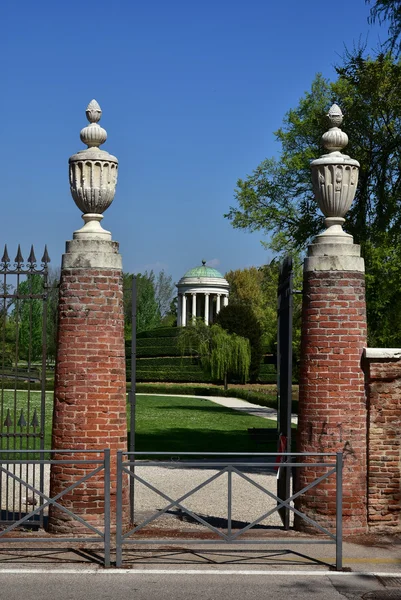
<box><xmin>0</xmin><ymin>570</ymin><xmax>395</xmax><ymax>600</ymax></box>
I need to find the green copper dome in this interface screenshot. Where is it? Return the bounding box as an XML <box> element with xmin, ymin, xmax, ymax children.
<box><xmin>183</xmin><ymin>260</ymin><xmax>224</xmax><ymax>279</ymax></box>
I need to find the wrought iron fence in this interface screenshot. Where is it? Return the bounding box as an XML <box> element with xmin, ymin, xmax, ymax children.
<box><xmin>116</xmin><ymin>451</ymin><xmax>343</xmax><ymax>570</ymax></box>
<box><xmin>0</xmin><ymin>449</ymin><xmax>111</xmax><ymax>567</ymax></box>
<box><xmin>0</xmin><ymin>244</ymin><xmax>50</xmax><ymax>525</ymax></box>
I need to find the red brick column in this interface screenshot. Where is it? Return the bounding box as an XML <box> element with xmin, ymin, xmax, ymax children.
<box><xmin>364</xmin><ymin>351</ymin><xmax>401</xmax><ymax>532</ymax></box>
<box><xmin>48</xmin><ymin>265</ymin><xmax>129</xmax><ymax>534</ymax></box>
<box><xmin>296</xmin><ymin>270</ymin><xmax>368</xmax><ymax>535</ymax></box>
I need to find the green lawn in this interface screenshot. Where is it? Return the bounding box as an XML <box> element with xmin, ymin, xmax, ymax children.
<box><xmin>0</xmin><ymin>391</ymin><xmax>279</xmax><ymax>453</ymax></box>
<box><xmin>0</xmin><ymin>390</ymin><xmax>53</xmax><ymax>452</ymax></box>
<box><xmin>132</xmin><ymin>395</ymin><xmax>278</xmax><ymax>453</ymax></box>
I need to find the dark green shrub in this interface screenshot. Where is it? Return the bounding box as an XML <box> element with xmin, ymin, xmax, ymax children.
<box><xmin>216</xmin><ymin>304</ymin><xmax>263</xmax><ymax>382</ymax></box>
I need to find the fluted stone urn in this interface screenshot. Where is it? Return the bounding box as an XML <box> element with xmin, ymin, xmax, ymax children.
<box><xmin>306</xmin><ymin>104</ymin><xmax>364</xmax><ymax>271</ymax></box>
<box><xmin>311</xmin><ymin>104</ymin><xmax>359</xmax><ymax>243</ymax></box>
<box><xmin>69</xmin><ymin>99</ymin><xmax>118</xmax><ymax>240</ymax></box>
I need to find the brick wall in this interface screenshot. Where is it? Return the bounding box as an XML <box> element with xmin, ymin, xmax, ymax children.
<box><xmin>48</xmin><ymin>268</ymin><xmax>129</xmax><ymax>533</ymax></box>
<box><xmin>364</xmin><ymin>352</ymin><xmax>401</xmax><ymax>532</ymax></box>
<box><xmin>296</xmin><ymin>270</ymin><xmax>368</xmax><ymax>535</ymax></box>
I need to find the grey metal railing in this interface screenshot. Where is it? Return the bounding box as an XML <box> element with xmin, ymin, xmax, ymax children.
<box><xmin>0</xmin><ymin>449</ymin><xmax>110</xmax><ymax>567</ymax></box>
<box><xmin>116</xmin><ymin>451</ymin><xmax>343</xmax><ymax>570</ymax></box>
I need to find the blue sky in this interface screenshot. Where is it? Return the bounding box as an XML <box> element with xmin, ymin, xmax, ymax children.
<box><xmin>1</xmin><ymin>0</ymin><xmax>387</xmax><ymax>285</ymax></box>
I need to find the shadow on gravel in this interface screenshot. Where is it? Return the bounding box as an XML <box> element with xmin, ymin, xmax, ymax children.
<box><xmin>0</xmin><ymin>546</ymin><xmax>104</xmax><ymax>565</ymax></box>
<box><xmin>120</xmin><ymin>547</ymin><xmax>332</xmax><ymax>568</ymax></box>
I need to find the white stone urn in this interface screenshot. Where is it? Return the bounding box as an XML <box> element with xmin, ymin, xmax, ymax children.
<box><xmin>311</xmin><ymin>104</ymin><xmax>359</xmax><ymax>243</ymax></box>
<box><xmin>69</xmin><ymin>99</ymin><xmax>118</xmax><ymax>240</ymax></box>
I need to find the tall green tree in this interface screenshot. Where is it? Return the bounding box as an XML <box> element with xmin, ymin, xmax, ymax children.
<box><xmin>225</xmin><ymin>264</ymin><xmax>282</xmax><ymax>353</ymax></box>
<box><xmin>46</xmin><ymin>267</ymin><xmax>60</xmax><ymax>364</ymax></box>
<box><xmin>178</xmin><ymin>319</ymin><xmax>251</xmax><ymax>389</ymax></box>
<box><xmin>13</xmin><ymin>274</ymin><xmax>45</xmax><ymax>362</ymax></box>
<box><xmin>216</xmin><ymin>303</ymin><xmax>263</xmax><ymax>382</ymax></box>
<box><xmin>225</xmin><ymin>51</ymin><xmax>401</xmax><ymax>346</ymax></box>
<box><xmin>0</xmin><ymin>282</ymin><xmax>16</xmax><ymax>366</ymax></box>
<box><xmin>367</xmin><ymin>0</ymin><xmax>401</xmax><ymax>55</ymax></box>
<box><xmin>154</xmin><ymin>270</ymin><xmax>175</xmax><ymax>318</ymax></box>
<box><xmin>123</xmin><ymin>271</ymin><xmax>162</xmax><ymax>337</ymax></box>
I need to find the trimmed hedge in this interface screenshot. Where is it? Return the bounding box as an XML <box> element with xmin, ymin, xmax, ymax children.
<box><xmin>137</xmin><ymin>327</ymin><xmax>180</xmax><ymax>339</ymax></box>
<box><xmin>137</xmin><ymin>346</ymin><xmax>183</xmax><ymax>358</ymax></box>
<box><xmin>0</xmin><ymin>379</ymin><xmax>54</xmax><ymax>391</ymax></box>
<box><xmin>129</xmin><ymin>355</ymin><xmax>212</xmax><ymax>383</ymax></box>
<box><xmin>135</xmin><ymin>357</ymin><xmax>198</xmax><ymax>367</ymax></box>
<box><xmin>136</xmin><ymin>370</ymin><xmax>210</xmax><ymax>383</ymax></box>
<box><xmin>126</xmin><ymin>326</ymin><xmax>278</xmax><ymax>384</ymax></box>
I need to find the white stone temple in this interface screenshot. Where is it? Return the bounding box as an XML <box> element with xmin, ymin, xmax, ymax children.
<box><xmin>176</xmin><ymin>260</ymin><xmax>229</xmax><ymax>326</ymax></box>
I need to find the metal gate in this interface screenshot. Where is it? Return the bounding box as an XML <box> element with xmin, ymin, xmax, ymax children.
<box><xmin>277</xmin><ymin>255</ymin><xmax>294</xmax><ymax>528</ymax></box>
<box><xmin>0</xmin><ymin>244</ymin><xmax>50</xmax><ymax>525</ymax></box>
<box><xmin>116</xmin><ymin>450</ymin><xmax>343</xmax><ymax>570</ymax></box>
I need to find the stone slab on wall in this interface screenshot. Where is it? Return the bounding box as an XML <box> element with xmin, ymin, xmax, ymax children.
<box><xmin>364</xmin><ymin>349</ymin><xmax>401</xmax><ymax>532</ymax></box>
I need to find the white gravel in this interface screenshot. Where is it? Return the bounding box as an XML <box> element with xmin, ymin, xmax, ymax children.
<box><xmin>132</xmin><ymin>462</ymin><xmax>292</xmax><ymax>533</ymax></box>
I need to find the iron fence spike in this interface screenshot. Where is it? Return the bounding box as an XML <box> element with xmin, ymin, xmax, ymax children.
<box><xmin>27</xmin><ymin>245</ymin><xmax>37</xmax><ymax>266</ymax></box>
<box><xmin>17</xmin><ymin>408</ymin><xmax>27</xmax><ymax>428</ymax></box>
<box><xmin>41</xmin><ymin>245</ymin><xmax>50</xmax><ymax>265</ymax></box>
<box><xmin>1</xmin><ymin>245</ymin><xmax>10</xmax><ymax>264</ymax></box>
<box><xmin>14</xmin><ymin>244</ymin><xmax>24</xmax><ymax>266</ymax></box>
<box><xmin>31</xmin><ymin>408</ymin><xmax>39</xmax><ymax>428</ymax></box>
<box><xmin>4</xmin><ymin>408</ymin><xmax>13</xmax><ymax>427</ymax></box>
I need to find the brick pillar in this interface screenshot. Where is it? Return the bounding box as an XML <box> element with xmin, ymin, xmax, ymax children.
<box><xmin>296</xmin><ymin>268</ymin><xmax>368</xmax><ymax>535</ymax></box>
<box><xmin>48</xmin><ymin>241</ymin><xmax>129</xmax><ymax>534</ymax></box>
<box><xmin>294</xmin><ymin>103</ymin><xmax>369</xmax><ymax>536</ymax></box>
<box><xmin>47</xmin><ymin>99</ymin><xmax>129</xmax><ymax>534</ymax></box>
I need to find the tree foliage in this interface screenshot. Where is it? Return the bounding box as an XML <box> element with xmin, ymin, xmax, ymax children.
<box><xmin>154</xmin><ymin>270</ymin><xmax>175</xmax><ymax>318</ymax></box>
<box><xmin>215</xmin><ymin>303</ymin><xmax>263</xmax><ymax>382</ymax></box>
<box><xmin>13</xmin><ymin>274</ymin><xmax>44</xmax><ymax>362</ymax></box>
<box><xmin>367</xmin><ymin>0</ymin><xmax>401</xmax><ymax>55</ymax></box>
<box><xmin>46</xmin><ymin>267</ymin><xmax>60</xmax><ymax>364</ymax></box>
<box><xmin>224</xmin><ymin>263</ymin><xmax>281</xmax><ymax>352</ymax></box>
<box><xmin>178</xmin><ymin>319</ymin><xmax>251</xmax><ymax>387</ymax></box>
<box><xmin>123</xmin><ymin>271</ymin><xmax>162</xmax><ymax>337</ymax></box>
<box><xmin>225</xmin><ymin>51</ymin><xmax>401</xmax><ymax>346</ymax></box>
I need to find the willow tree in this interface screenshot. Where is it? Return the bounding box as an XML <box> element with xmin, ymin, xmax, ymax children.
<box><xmin>178</xmin><ymin>320</ymin><xmax>251</xmax><ymax>390</ymax></box>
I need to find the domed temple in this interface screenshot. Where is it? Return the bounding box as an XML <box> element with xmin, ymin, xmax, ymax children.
<box><xmin>176</xmin><ymin>260</ymin><xmax>229</xmax><ymax>326</ymax></box>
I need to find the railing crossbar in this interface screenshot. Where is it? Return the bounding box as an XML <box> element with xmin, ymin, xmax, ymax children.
<box><xmin>0</xmin><ymin>463</ymin><xmax>106</xmax><ymax>537</ymax></box>
<box><xmin>124</xmin><ymin>467</ymin><xmax>230</xmax><ymax>540</ymax></box>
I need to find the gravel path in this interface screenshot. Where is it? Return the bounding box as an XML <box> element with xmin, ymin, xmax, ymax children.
<box><xmin>131</xmin><ymin>461</ymin><xmax>291</xmax><ymax>533</ymax></box>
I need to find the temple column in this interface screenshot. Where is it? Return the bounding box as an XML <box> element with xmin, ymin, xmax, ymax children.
<box><xmin>192</xmin><ymin>293</ymin><xmax>197</xmax><ymax>322</ymax></box>
<box><xmin>204</xmin><ymin>293</ymin><xmax>210</xmax><ymax>324</ymax></box>
<box><xmin>216</xmin><ymin>294</ymin><xmax>221</xmax><ymax>315</ymax></box>
<box><xmin>223</xmin><ymin>295</ymin><xmax>228</xmax><ymax>307</ymax></box>
<box><xmin>177</xmin><ymin>294</ymin><xmax>182</xmax><ymax>326</ymax></box>
<box><xmin>182</xmin><ymin>294</ymin><xmax>187</xmax><ymax>327</ymax></box>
